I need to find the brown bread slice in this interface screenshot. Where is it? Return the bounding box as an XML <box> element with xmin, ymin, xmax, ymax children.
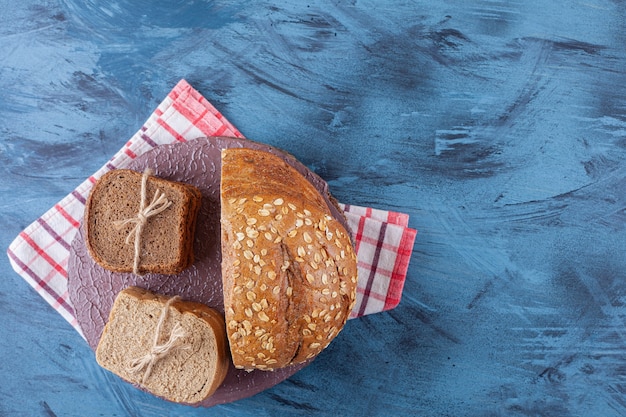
<box><xmin>220</xmin><ymin>148</ymin><xmax>358</xmax><ymax>371</ymax></box>
<box><xmin>95</xmin><ymin>287</ymin><xmax>229</xmax><ymax>404</ymax></box>
<box><xmin>84</xmin><ymin>169</ymin><xmax>201</xmax><ymax>274</ymax></box>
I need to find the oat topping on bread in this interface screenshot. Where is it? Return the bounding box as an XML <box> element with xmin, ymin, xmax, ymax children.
<box><xmin>220</xmin><ymin>148</ymin><xmax>357</xmax><ymax>371</ymax></box>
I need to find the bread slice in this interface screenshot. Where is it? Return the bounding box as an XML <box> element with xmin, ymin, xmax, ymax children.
<box><xmin>84</xmin><ymin>169</ymin><xmax>202</xmax><ymax>275</ymax></box>
<box><xmin>95</xmin><ymin>287</ymin><xmax>229</xmax><ymax>404</ymax></box>
<box><xmin>220</xmin><ymin>148</ymin><xmax>358</xmax><ymax>371</ymax></box>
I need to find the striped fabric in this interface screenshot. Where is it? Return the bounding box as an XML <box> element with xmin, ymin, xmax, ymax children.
<box><xmin>6</xmin><ymin>79</ymin><xmax>417</xmax><ymax>337</ymax></box>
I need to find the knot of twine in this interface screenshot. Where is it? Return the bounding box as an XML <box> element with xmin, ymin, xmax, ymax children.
<box><xmin>113</xmin><ymin>168</ymin><xmax>172</xmax><ymax>275</ymax></box>
<box><xmin>127</xmin><ymin>296</ymin><xmax>190</xmax><ymax>385</ymax></box>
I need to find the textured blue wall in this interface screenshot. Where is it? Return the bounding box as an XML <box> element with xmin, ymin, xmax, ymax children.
<box><xmin>2</xmin><ymin>0</ymin><xmax>626</xmax><ymax>416</ymax></box>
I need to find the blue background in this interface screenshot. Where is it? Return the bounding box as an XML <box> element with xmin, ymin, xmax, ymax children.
<box><xmin>2</xmin><ymin>1</ymin><xmax>626</xmax><ymax>416</ymax></box>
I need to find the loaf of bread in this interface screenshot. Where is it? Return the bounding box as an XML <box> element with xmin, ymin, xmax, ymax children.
<box><xmin>84</xmin><ymin>169</ymin><xmax>201</xmax><ymax>275</ymax></box>
<box><xmin>220</xmin><ymin>148</ymin><xmax>358</xmax><ymax>371</ymax></box>
<box><xmin>95</xmin><ymin>287</ymin><xmax>229</xmax><ymax>404</ymax></box>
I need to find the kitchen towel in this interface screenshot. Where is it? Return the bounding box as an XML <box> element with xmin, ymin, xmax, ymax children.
<box><xmin>6</xmin><ymin>79</ymin><xmax>417</xmax><ymax>336</ymax></box>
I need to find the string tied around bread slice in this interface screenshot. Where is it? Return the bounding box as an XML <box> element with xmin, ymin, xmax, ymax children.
<box><xmin>112</xmin><ymin>168</ymin><xmax>172</xmax><ymax>275</ymax></box>
<box><xmin>127</xmin><ymin>295</ymin><xmax>190</xmax><ymax>385</ymax></box>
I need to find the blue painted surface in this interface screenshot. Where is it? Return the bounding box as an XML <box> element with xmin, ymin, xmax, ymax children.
<box><xmin>2</xmin><ymin>1</ymin><xmax>626</xmax><ymax>415</ymax></box>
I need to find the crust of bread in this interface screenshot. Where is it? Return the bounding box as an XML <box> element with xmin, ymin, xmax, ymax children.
<box><xmin>95</xmin><ymin>287</ymin><xmax>229</xmax><ymax>404</ymax></box>
<box><xmin>84</xmin><ymin>169</ymin><xmax>201</xmax><ymax>274</ymax></box>
<box><xmin>220</xmin><ymin>148</ymin><xmax>358</xmax><ymax>371</ymax></box>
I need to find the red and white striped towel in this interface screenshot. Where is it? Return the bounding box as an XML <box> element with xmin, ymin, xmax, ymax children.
<box><xmin>6</xmin><ymin>79</ymin><xmax>417</xmax><ymax>335</ymax></box>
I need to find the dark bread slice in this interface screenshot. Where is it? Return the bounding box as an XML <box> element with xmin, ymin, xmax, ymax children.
<box><xmin>95</xmin><ymin>287</ymin><xmax>229</xmax><ymax>404</ymax></box>
<box><xmin>220</xmin><ymin>148</ymin><xmax>358</xmax><ymax>371</ymax></box>
<box><xmin>85</xmin><ymin>169</ymin><xmax>201</xmax><ymax>274</ymax></box>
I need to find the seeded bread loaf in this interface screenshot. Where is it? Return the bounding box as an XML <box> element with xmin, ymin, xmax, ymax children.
<box><xmin>85</xmin><ymin>169</ymin><xmax>201</xmax><ymax>275</ymax></box>
<box><xmin>96</xmin><ymin>287</ymin><xmax>229</xmax><ymax>404</ymax></box>
<box><xmin>220</xmin><ymin>148</ymin><xmax>358</xmax><ymax>371</ymax></box>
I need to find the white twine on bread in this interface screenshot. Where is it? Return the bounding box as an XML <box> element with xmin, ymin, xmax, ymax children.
<box><xmin>127</xmin><ymin>295</ymin><xmax>190</xmax><ymax>385</ymax></box>
<box><xmin>113</xmin><ymin>168</ymin><xmax>172</xmax><ymax>275</ymax></box>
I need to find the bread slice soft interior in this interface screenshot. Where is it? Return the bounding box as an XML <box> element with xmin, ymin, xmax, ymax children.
<box><xmin>85</xmin><ymin>169</ymin><xmax>201</xmax><ymax>275</ymax></box>
<box><xmin>95</xmin><ymin>287</ymin><xmax>229</xmax><ymax>404</ymax></box>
